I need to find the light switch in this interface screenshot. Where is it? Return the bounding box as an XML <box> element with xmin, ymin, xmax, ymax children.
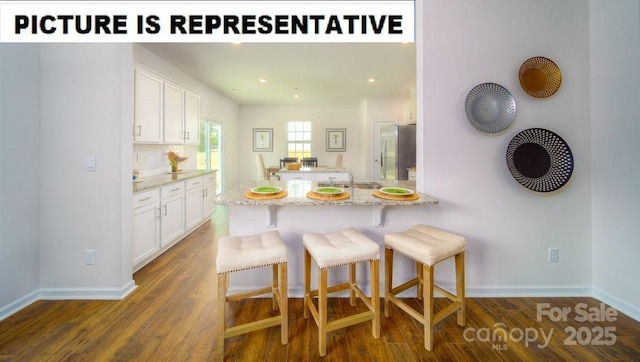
<box><xmin>86</xmin><ymin>157</ymin><xmax>96</xmax><ymax>172</ymax></box>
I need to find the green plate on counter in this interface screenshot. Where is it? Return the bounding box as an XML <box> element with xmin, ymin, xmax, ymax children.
<box><xmin>251</xmin><ymin>186</ymin><xmax>282</xmax><ymax>194</ymax></box>
<box><xmin>313</xmin><ymin>187</ymin><xmax>345</xmax><ymax>195</ymax></box>
<box><xmin>379</xmin><ymin>187</ymin><xmax>414</xmax><ymax>196</ymax></box>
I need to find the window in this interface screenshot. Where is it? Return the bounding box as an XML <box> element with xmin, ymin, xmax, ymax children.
<box><xmin>287</xmin><ymin>121</ymin><xmax>312</xmax><ymax>159</ymax></box>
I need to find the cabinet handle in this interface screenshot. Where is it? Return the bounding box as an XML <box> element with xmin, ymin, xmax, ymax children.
<box><xmin>192</xmin><ymin>181</ymin><xmax>200</xmax><ymax>185</ymax></box>
<box><xmin>204</xmin><ymin>188</ymin><xmax>208</xmax><ymax>197</ymax></box>
<box><xmin>156</xmin><ymin>207</ymin><xmax>161</xmax><ymax>218</ymax></box>
<box><xmin>163</xmin><ymin>204</ymin><xmax>168</xmax><ymax>216</ymax></box>
<box><xmin>185</xmin><ymin>131</ymin><xmax>190</xmax><ymax>140</ymax></box>
<box><xmin>136</xmin><ymin>125</ymin><xmax>142</xmax><ymax>136</ymax></box>
<box><xmin>171</xmin><ymin>188</ymin><xmax>180</xmax><ymax>192</ymax></box>
<box><xmin>139</xmin><ymin>196</ymin><xmax>152</xmax><ymax>202</ymax></box>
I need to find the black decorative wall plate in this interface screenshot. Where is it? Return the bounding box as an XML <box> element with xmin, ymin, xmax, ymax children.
<box><xmin>506</xmin><ymin>128</ymin><xmax>574</xmax><ymax>192</ymax></box>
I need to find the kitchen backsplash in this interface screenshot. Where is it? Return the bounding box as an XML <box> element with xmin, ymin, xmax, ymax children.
<box><xmin>133</xmin><ymin>144</ymin><xmax>198</xmax><ymax>177</ymax></box>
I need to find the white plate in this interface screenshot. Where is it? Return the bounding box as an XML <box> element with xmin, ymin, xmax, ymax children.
<box><xmin>251</xmin><ymin>186</ymin><xmax>282</xmax><ymax>194</ymax></box>
<box><xmin>313</xmin><ymin>187</ymin><xmax>345</xmax><ymax>195</ymax></box>
<box><xmin>379</xmin><ymin>187</ymin><xmax>414</xmax><ymax>196</ymax></box>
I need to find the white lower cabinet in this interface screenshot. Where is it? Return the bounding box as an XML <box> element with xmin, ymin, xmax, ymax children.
<box><xmin>203</xmin><ymin>173</ymin><xmax>217</xmax><ymax>218</ymax></box>
<box><xmin>132</xmin><ymin>189</ymin><xmax>160</xmax><ymax>266</ymax></box>
<box><xmin>133</xmin><ymin>172</ymin><xmax>216</xmax><ymax>271</ymax></box>
<box><xmin>160</xmin><ymin>182</ymin><xmax>185</xmax><ymax>247</ymax></box>
<box><xmin>185</xmin><ymin>177</ymin><xmax>204</xmax><ymax>231</ymax></box>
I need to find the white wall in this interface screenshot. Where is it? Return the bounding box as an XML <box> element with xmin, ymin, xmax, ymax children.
<box><xmin>132</xmin><ymin>45</ymin><xmax>240</xmax><ymax>187</ymax></box>
<box><xmin>238</xmin><ymin>104</ymin><xmax>364</xmax><ymax>181</ymax></box>
<box><xmin>38</xmin><ymin>44</ymin><xmax>135</xmax><ymax>293</ymax></box>
<box><xmin>0</xmin><ymin>44</ymin><xmax>41</xmax><ymax>317</ymax></box>
<box><xmin>590</xmin><ymin>0</ymin><xmax>640</xmax><ymax>320</ymax></box>
<box><xmin>419</xmin><ymin>1</ymin><xmax>593</xmax><ymax>295</ymax></box>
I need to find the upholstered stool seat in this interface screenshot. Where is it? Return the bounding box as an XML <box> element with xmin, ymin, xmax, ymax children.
<box><xmin>216</xmin><ymin>231</ymin><xmax>288</xmax><ymax>361</ymax></box>
<box><xmin>303</xmin><ymin>228</ymin><xmax>380</xmax><ymax>356</ymax></box>
<box><xmin>384</xmin><ymin>224</ymin><xmax>466</xmax><ymax>351</ymax></box>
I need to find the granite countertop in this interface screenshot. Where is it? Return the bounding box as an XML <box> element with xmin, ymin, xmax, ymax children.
<box><xmin>214</xmin><ymin>180</ymin><xmax>439</xmax><ymax>207</ymax></box>
<box><xmin>133</xmin><ymin>170</ymin><xmax>217</xmax><ymax>193</ymax></box>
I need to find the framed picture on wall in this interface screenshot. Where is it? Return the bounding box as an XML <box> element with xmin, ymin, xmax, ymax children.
<box><xmin>253</xmin><ymin>128</ymin><xmax>273</xmax><ymax>152</ymax></box>
<box><xmin>326</xmin><ymin>128</ymin><xmax>346</xmax><ymax>152</ymax></box>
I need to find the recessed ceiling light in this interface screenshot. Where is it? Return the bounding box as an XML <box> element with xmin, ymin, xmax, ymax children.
<box><xmin>259</xmin><ymin>78</ymin><xmax>267</xmax><ymax>83</ymax></box>
<box><xmin>293</xmin><ymin>94</ymin><xmax>299</xmax><ymax>98</ymax></box>
<box><xmin>368</xmin><ymin>78</ymin><xmax>376</xmax><ymax>83</ymax></box>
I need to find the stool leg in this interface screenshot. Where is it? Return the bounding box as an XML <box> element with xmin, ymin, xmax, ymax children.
<box><xmin>371</xmin><ymin>259</ymin><xmax>380</xmax><ymax>338</ymax></box>
<box><xmin>423</xmin><ymin>264</ymin><xmax>434</xmax><ymax>351</ymax></box>
<box><xmin>303</xmin><ymin>247</ymin><xmax>311</xmax><ymax>319</ymax></box>
<box><xmin>319</xmin><ymin>268</ymin><xmax>328</xmax><ymax>357</ymax></box>
<box><xmin>349</xmin><ymin>263</ymin><xmax>356</xmax><ymax>306</ymax></box>
<box><xmin>416</xmin><ymin>260</ymin><xmax>424</xmax><ymax>300</ymax></box>
<box><xmin>279</xmin><ymin>262</ymin><xmax>289</xmax><ymax>345</ymax></box>
<box><xmin>217</xmin><ymin>273</ymin><xmax>227</xmax><ymax>361</ymax></box>
<box><xmin>384</xmin><ymin>247</ymin><xmax>393</xmax><ymax>318</ymax></box>
<box><xmin>272</xmin><ymin>264</ymin><xmax>278</xmax><ymax>311</ymax></box>
<box><xmin>455</xmin><ymin>251</ymin><xmax>466</xmax><ymax>326</ymax></box>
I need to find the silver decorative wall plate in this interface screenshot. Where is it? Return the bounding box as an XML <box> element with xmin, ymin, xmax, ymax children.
<box><xmin>465</xmin><ymin>83</ymin><xmax>516</xmax><ymax>134</ymax></box>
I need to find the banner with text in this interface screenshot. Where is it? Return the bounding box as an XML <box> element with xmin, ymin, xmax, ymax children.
<box><xmin>0</xmin><ymin>1</ymin><xmax>415</xmax><ymax>43</ymax></box>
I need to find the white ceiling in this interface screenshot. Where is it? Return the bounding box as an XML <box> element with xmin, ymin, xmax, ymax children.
<box><xmin>140</xmin><ymin>42</ymin><xmax>416</xmax><ymax>105</ymax></box>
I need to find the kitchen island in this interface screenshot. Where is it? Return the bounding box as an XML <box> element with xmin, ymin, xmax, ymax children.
<box><xmin>215</xmin><ymin>180</ymin><xmax>439</xmax><ymax>297</ymax></box>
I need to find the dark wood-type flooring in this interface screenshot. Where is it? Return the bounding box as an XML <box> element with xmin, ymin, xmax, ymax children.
<box><xmin>1</xmin><ymin>207</ymin><xmax>640</xmax><ymax>361</ymax></box>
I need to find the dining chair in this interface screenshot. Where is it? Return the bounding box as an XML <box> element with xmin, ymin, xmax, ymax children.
<box><xmin>334</xmin><ymin>154</ymin><xmax>343</xmax><ymax>168</ymax></box>
<box><xmin>301</xmin><ymin>157</ymin><xmax>318</xmax><ymax>167</ymax></box>
<box><xmin>280</xmin><ymin>157</ymin><xmax>298</xmax><ymax>169</ymax></box>
<box><xmin>256</xmin><ymin>154</ymin><xmax>269</xmax><ymax>181</ymax></box>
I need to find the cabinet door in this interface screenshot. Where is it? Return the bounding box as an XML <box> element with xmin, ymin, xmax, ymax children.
<box><xmin>133</xmin><ymin>202</ymin><xmax>160</xmax><ymax>265</ymax></box>
<box><xmin>203</xmin><ymin>181</ymin><xmax>217</xmax><ymax>217</ymax></box>
<box><xmin>134</xmin><ymin>68</ymin><xmax>163</xmax><ymax>143</ymax></box>
<box><xmin>163</xmin><ymin>82</ymin><xmax>185</xmax><ymax>143</ymax></box>
<box><xmin>185</xmin><ymin>179</ymin><xmax>204</xmax><ymax>230</ymax></box>
<box><xmin>160</xmin><ymin>193</ymin><xmax>185</xmax><ymax>247</ymax></box>
<box><xmin>184</xmin><ymin>91</ymin><xmax>200</xmax><ymax>145</ymax></box>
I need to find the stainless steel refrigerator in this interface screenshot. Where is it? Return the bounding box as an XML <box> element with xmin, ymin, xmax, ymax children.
<box><xmin>380</xmin><ymin>124</ymin><xmax>416</xmax><ymax>180</ymax></box>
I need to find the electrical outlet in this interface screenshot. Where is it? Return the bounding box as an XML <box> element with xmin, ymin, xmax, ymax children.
<box><xmin>548</xmin><ymin>248</ymin><xmax>559</xmax><ymax>263</ymax></box>
<box><xmin>85</xmin><ymin>250</ymin><xmax>96</xmax><ymax>265</ymax></box>
<box><xmin>136</xmin><ymin>153</ymin><xmax>143</xmax><ymax>163</ymax></box>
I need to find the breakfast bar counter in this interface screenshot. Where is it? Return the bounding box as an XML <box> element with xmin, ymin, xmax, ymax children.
<box><xmin>214</xmin><ymin>180</ymin><xmax>439</xmax><ymax>297</ymax></box>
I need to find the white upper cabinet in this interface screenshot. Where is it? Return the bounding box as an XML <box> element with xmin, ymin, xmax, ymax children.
<box><xmin>134</xmin><ymin>64</ymin><xmax>200</xmax><ymax>144</ymax></box>
<box><xmin>133</xmin><ymin>67</ymin><xmax>164</xmax><ymax>143</ymax></box>
<box><xmin>163</xmin><ymin>81</ymin><xmax>186</xmax><ymax>143</ymax></box>
<box><xmin>184</xmin><ymin>91</ymin><xmax>201</xmax><ymax>145</ymax></box>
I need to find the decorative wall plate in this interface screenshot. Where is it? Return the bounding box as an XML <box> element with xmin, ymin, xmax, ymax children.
<box><xmin>506</xmin><ymin>128</ymin><xmax>574</xmax><ymax>192</ymax></box>
<box><xmin>519</xmin><ymin>56</ymin><xmax>562</xmax><ymax>98</ymax></box>
<box><xmin>465</xmin><ymin>83</ymin><xmax>517</xmax><ymax>134</ymax></box>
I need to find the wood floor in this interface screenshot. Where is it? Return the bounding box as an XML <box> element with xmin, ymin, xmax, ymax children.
<box><xmin>1</xmin><ymin>206</ymin><xmax>640</xmax><ymax>361</ymax></box>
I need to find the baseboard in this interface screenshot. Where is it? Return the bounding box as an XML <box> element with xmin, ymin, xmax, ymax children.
<box><xmin>0</xmin><ymin>281</ymin><xmax>137</xmax><ymax>322</ymax></box>
<box><xmin>593</xmin><ymin>287</ymin><xmax>640</xmax><ymax>322</ymax></box>
<box><xmin>38</xmin><ymin>280</ymin><xmax>138</xmax><ymax>300</ymax></box>
<box><xmin>0</xmin><ymin>290</ymin><xmax>40</xmax><ymax>322</ymax></box>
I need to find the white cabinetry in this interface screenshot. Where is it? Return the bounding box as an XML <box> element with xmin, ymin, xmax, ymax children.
<box><xmin>160</xmin><ymin>182</ymin><xmax>185</xmax><ymax>247</ymax></box>
<box><xmin>132</xmin><ymin>189</ymin><xmax>160</xmax><ymax>266</ymax></box>
<box><xmin>163</xmin><ymin>82</ymin><xmax>185</xmax><ymax>143</ymax></box>
<box><xmin>133</xmin><ymin>67</ymin><xmax>163</xmax><ymax>143</ymax></box>
<box><xmin>185</xmin><ymin>177</ymin><xmax>204</xmax><ymax>231</ymax></box>
<box><xmin>133</xmin><ymin>64</ymin><xmax>200</xmax><ymax>144</ymax></box>
<box><xmin>203</xmin><ymin>172</ymin><xmax>217</xmax><ymax>217</ymax></box>
<box><xmin>184</xmin><ymin>91</ymin><xmax>201</xmax><ymax>145</ymax></box>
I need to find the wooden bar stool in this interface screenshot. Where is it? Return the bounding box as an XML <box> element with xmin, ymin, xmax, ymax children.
<box><xmin>384</xmin><ymin>224</ymin><xmax>466</xmax><ymax>351</ymax></box>
<box><xmin>216</xmin><ymin>231</ymin><xmax>288</xmax><ymax>360</ymax></box>
<box><xmin>303</xmin><ymin>228</ymin><xmax>380</xmax><ymax>356</ymax></box>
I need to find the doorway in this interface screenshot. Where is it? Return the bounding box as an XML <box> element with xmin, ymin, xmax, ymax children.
<box><xmin>197</xmin><ymin>119</ymin><xmax>223</xmax><ymax>194</ymax></box>
<box><xmin>372</xmin><ymin>121</ymin><xmax>394</xmax><ymax>180</ymax></box>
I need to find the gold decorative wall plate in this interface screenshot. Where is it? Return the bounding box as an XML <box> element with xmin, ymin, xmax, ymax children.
<box><xmin>519</xmin><ymin>56</ymin><xmax>562</xmax><ymax>98</ymax></box>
